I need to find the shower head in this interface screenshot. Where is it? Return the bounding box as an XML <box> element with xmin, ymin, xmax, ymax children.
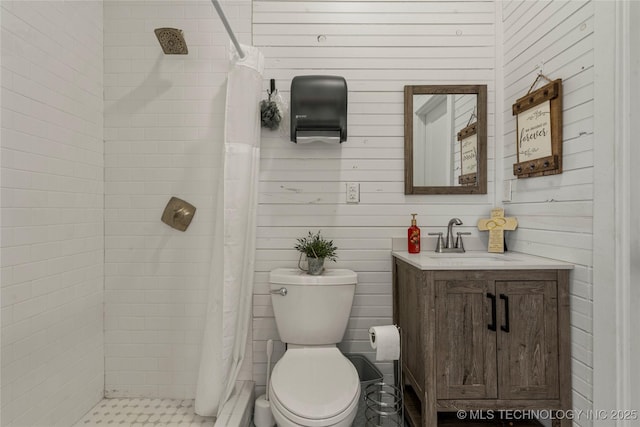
<box><xmin>154</xmin><ymin>28</ymin><xmax>188</xmax><ymax>55</ymax></box>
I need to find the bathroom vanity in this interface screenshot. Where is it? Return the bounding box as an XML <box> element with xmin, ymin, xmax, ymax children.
<box><xmin>391</xmin><ymin>251</ymin><xmax>573</xmax><ymax>427</ymax></box>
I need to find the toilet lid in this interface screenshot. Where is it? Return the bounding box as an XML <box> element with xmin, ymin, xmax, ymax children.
<box><xmin>270</xmin><ymin>347</ymin><xmax>360</xmax><ymax>420</ymax></box>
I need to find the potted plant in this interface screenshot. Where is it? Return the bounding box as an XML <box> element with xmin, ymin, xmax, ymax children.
<box><xmin>294</xmin><ymin>231</ymin><xmax>338</xmax><ymax>275</ymax></box>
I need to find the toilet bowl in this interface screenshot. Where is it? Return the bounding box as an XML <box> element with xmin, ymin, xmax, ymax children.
<box><xmin>268</xmin><ymin>268</ymin><xmax>360</xmax><ymax>427</ymax></box>
<box><xmin>269</xmin><ymin>347</ymin><xmax>360</xmax><ymax>427</ymax></box>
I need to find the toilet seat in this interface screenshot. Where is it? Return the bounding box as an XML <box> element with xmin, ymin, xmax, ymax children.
<box><xmin>269</xmin><ymin>347</ymin><xmax>360</xmax><ymax>426</ymax></box>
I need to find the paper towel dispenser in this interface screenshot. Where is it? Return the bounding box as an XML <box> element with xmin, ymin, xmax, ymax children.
<box><xmin>290</xmin><ymin>75</ymin><xmax>347</xmax><ymax>144</ymax></box>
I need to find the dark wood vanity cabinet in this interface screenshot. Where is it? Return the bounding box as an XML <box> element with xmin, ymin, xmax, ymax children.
<box><xmin>392</xmin><ymin>258</ymin><xmax>571</xmax><ymax>427</ymax></box>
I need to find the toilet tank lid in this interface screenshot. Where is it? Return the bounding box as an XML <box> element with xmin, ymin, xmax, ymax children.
<box><xmin>269</xmin><ymin>268</ymin><xmax>357</xmax><ymax>285</ymax></box>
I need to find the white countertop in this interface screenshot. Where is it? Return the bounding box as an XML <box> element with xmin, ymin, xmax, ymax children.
<box><xmin>392</xmin><ymin>250</ymin><xmax>574</xmax><ymax>270</ymax></box>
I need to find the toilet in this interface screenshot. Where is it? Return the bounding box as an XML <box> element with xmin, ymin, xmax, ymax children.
<box><xmin>268</xmin><ymin>268</ymin><xmax>360</xmax><ymax>427</ymax></box>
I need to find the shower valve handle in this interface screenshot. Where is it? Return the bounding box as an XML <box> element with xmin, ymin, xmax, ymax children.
<box><xmin>270</xmin><ymin>287</ymin><xmax>288</xmax><ymax>296</ymax></box>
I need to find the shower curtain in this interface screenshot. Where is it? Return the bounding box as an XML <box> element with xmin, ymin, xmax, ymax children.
<box><xmin>195</xmin><ymin>44</ymin><xmax>264</xmax><ymax>417</ymax></box>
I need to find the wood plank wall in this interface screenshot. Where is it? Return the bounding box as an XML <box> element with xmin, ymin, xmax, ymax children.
<box><xmin>251</xmin><ymin>0</ymin><xmax>496</xmax><ymax>392</ymax></box>
<box><xmin>501</xmin><ymin>1</ymin><xmax>594</xmax><ymax>424</ymax></box>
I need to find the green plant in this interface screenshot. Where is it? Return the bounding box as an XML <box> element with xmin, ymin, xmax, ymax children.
<box><xmin>294</xmin><ymin>231</ymin><xmax>338</xmax><ymax>262</ymax></box>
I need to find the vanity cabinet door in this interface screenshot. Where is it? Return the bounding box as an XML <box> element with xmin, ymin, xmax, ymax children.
<box><xmin>396</xmin><ymin>261</ymin><xmax>426</xmax><ymax>397</ymax></box>
<box><xmin>496</xmin><ymin>281</ymin><xmax>559</xmax><ymax>400</ymax></box>
<box><xmin>435</xmin><ymin>279</ymin><xmax>497</xmax><ymax>399</ymax></box>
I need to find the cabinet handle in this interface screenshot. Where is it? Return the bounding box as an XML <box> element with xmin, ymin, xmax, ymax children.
<box><xmin>486</xmin><ymin>293</ymin><xmax>497</xmax><ymax>331</ymax></box>
<box><xmin>500</xmin><ymin>294</ymin><xmax>510</xmax><ymax>333</ymax></box>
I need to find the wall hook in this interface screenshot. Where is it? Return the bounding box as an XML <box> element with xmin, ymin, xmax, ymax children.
<box><xmin>527</xmin><ymin>70</ymin><xmax>554</xmax><ymax>94</ymax></box>
<box><xmin>267</xmin><ymin>79</ymin><xmax>277</xmax><ymax>101</ymax></box>
<box><xmin>467</xmin><ymin>105</ymin><xmax>478</xmax><ymax>126</ymax></box>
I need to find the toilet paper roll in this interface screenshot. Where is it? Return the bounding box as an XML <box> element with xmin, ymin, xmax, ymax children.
<box><xmin>369</xmin><ymin>325</ymin><xmax>400</xmax><ymax>361</ymax></box>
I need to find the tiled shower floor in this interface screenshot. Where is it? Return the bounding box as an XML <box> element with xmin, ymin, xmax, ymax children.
<box><xmin>75</xmin><ymin>394</ymin><xmax>376</xmax><ymax>426</ymax></box>
<box><xmin>74</xmin><ymin>398</ymin><xmax>215</xmax><ymax>426</ymax></box>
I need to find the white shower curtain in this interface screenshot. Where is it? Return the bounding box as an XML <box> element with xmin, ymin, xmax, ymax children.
<box><xmin>195</xmin><ymin>44</ymin><xmax>264</xmax><ymax>417</ymax></box>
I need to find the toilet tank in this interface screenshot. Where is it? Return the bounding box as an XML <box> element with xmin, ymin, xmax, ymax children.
<box><xmin>269</xmin><ymin>268</ymin><xmax>357</xmax><ymax>345</ymax></box>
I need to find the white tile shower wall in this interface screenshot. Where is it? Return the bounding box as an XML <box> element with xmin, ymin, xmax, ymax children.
<box><xmin>501</xmin><ymin>1</ymin><xmax>594</xmax><ymax>424</ymax></box>
<box><xmin>0</xmin><ymin>1</ymin><xmax>104</xmax><ymax>426</ymax></box>
<box><xmin>103</xmin><ymin>0</ymin><xmax>253</xmax><ymax>398</ymax></box>
<box><xmin>251</xmin><ymin>0</ymin><xmax>497</xmax><ymax>392</ymax></box>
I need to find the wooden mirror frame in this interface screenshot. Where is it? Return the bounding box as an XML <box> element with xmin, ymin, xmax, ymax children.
<box><xmin>404</xmin><ymin>85</ymin><xmax>487</xmax><ymax>195</ymax></box>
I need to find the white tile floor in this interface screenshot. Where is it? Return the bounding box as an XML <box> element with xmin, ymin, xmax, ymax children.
<box><xmin>74</xmin><ymin>394</ymin><xmax>394</xmax><ymax>427</ymax></box>
<box><xmin>74</xmin><ymin>398</ymin><xmax>215</xmax><ymax>427</ymax></box>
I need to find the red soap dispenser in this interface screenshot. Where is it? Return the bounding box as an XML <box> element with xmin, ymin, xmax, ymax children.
<box><xmin>408</xmin><ymin>213</ymin><xmax>421</xmax><ymax>253</ymax></box>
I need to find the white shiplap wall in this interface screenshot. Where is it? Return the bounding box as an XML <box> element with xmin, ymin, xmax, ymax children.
<box><xmin>252</xmin><ymin>0</ymin><xmax>496</xmax><ymax>392</ymax></box>
<box><xmin>0</xmin><ymin>1</ymin><xmax>104</xmax><ymax>425</ymax></box>
<box><xmin>501</xmin><ymin>1</ymin><xmax>594</xmax><ymax>424</ymax></box>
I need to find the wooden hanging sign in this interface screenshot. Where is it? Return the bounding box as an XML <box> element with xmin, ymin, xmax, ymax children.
<box><xmin>457</xmin><ymin>122</ymin><xmax>477</xmax><ymax>186</ymax></box>
<box><xmin>512</xmin><ymin>77</ymin><xmax>563</xmax><ymax>178</ymax></box>
<box><xmin>477</xmin><ymin>208</ymin><xmax>518</xmax><ymax>253</ymax></box>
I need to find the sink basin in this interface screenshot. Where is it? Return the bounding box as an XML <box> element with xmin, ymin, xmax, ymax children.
<box><xmin>418</xmin><ymin>252</ymin><xmax>515</xmax><ymax>266</ymax></box>
<box><xmin>426</xmin><ymin>252</ymin><xmax>507</xmax><ymax>258</ymax></box>
<box><xmin>392</xmin><ymin>248</ymin><xmax>574</xmax><ymax>271</ymax></box>
<box><xmin>424</xmin><ymin>252</ymin><xmax>513</xmax><ymax>260</ymax></box>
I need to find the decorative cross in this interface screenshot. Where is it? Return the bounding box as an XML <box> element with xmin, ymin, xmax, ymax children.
<box><xmin>477</xmin><ymin>208</ymin><xmax>518</xmax><ymax>253</ymax></box>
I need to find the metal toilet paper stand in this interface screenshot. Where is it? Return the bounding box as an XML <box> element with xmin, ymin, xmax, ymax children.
<box><xmin>365</xmin><ymin>325</ymin><xmax>404</xmax><ymax>427</ymax></box>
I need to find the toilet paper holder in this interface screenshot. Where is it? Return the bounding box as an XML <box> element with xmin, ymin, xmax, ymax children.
<box><xmin>365</xmin><ymin>325</ymin><xmax>404</xmax><ymax>427</ymax></box>
<box><xmin>368</xmin><ymin>324</ymin><xmax>400</xmax><ymax>344</ymax></box>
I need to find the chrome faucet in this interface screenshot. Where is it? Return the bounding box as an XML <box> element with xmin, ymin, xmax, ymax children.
<box><xmin>428</xmin><ymin>218</ymin><xmax>471</xmax><ymax>253</ymax></box>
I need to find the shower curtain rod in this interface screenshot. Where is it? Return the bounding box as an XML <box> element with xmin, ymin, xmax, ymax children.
<box><xmin>210</xmin><ymin>0</ymin><xmax>245</xmax><ymax>59</ymax></box>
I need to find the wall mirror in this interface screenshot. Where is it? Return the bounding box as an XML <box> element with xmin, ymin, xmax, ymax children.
<box><xmin>404</xmin><ymin>85</ymin><xmax>487</xmax><ymax>194</ymax></box>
